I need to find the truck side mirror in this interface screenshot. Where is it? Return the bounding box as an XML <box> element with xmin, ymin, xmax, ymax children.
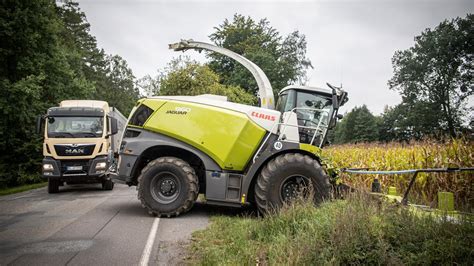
<box><xmin>337</xmin><ymin>114</ymin><xmax>343</xmax><ymax>120</ymax></box>
<box><xmin>110</xmin><ymin>117</ymin><xmax>118</xmax><ymax>135</ymax></box>
<box><xmin>36</xmin><ymin>115</ymin><xmax>43</xmax><ymax>135</ymax></box>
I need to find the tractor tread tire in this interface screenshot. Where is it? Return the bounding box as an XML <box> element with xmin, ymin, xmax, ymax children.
<box><xmin>255</xmin><ymin>153</ymin><xmax>331</xmax><ymax>214</ymax></box>
<box><xmin>137</xmin><ymin>157</ymin><xmax>199</xmax><ymax>217</ymax></box>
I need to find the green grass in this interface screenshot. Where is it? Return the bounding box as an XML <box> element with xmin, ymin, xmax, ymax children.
<box><xmin>189</xmin><ymin>194</ymin><xmax>474</xmax><ymax>265</ymax></box>
<box><xmin>0</xmin><ymin>182</ymin><xmax>48</xmax><ymax>196</ymax></box>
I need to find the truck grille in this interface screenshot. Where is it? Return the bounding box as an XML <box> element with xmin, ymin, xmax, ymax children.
<box><xmin>54</xmin><ymin>144</ymin><xmax>96</xmax><ymax>156</ymax></box>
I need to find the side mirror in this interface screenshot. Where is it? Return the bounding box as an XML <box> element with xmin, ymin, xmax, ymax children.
<box><xmin>36</xmin><ymin>115</ymin><xmax>43</xmax><ymax>135</ymax></box>
<box><xmin>332</xmin><ymin>93</ymin><xmax>339</xmax><ymax>109</ymax></box>
<box><xmin>337</xmin><ymin>114</ymin><xmax>344</xmax><ymax>120</ymax></box>
<box><xmin>110</xmin><ymin>117</ymin><xmax>118</xmax><ymax>135</ymax></box>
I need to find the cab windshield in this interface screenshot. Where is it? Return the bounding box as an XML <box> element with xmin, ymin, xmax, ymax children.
<box><xmin>277</xmin><ymin>90</ymin><xmax>332</xmax><ymax>127</ymax></box>
<box><xmin>294</xmin><ymin>91</ymin><xmax>332</xmax><ymax>128</ymax></box>
<box><xmin>47</xmin><ymin>116</ymin><xmax>104</xmax><ymax>138</ymax></box>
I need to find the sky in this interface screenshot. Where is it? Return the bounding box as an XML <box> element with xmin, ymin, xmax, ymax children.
<box><xmin>77</xmin><ymin>0</ymin><xmax>473</xmax><ymax>114</ymax></box>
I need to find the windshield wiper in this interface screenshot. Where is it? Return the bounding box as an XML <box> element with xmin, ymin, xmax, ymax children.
<box><xmin>53</xmin><ymin>132</ymin><xmax>75</xmax><ymax>138</ymax></box>
<box><xmin>79</xmin><ymin>132</ymin><xmax>100</xmax><ymax>138</ymax></box>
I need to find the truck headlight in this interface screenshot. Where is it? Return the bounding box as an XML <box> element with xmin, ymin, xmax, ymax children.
<box><xmin>43</xmin><ymin>164</ymin><xmax>54</xmax><ymax>171</ymax></box>
<box><xmin>95</xmin><ymin>162</ymin><xmax>107</xmax><ymax>170</ymax></box>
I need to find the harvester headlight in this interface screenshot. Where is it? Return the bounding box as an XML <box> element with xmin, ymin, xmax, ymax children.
<box><xmin>95</xmin><ymin>162</ymin><xmax>107</xmax><ymax>170</ymax></box>
<box><xmin>43</xmin><ymin>164</ymin><xmax>54</xmax><ymax>171</ymax></box>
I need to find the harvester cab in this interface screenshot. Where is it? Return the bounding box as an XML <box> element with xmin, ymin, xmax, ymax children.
<box><xmin>114</xmin><ymin>40</ymin><xmax>348</xmax><ymax>217</ymax></box>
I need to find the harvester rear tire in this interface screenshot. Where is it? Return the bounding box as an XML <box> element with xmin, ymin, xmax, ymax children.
<box><xmin>48</xmin><ymin>179</ymin><xmax>60</xmax><ymax>194</ymax></box>
<box><xmin>255</xmin><ymin>153</ymin><xmax>331</xmax><ymax>214</ymax></box>
<box><xmin>137</xmin><ymin>157</ymin><xmax>199</xmax><ymax>217</ymax></box>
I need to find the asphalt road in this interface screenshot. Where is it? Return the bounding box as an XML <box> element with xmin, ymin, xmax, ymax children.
<box><xmin>0</xmin><ymin>183</ymin><xmax>211</xmax><ymax>265</ymax></box>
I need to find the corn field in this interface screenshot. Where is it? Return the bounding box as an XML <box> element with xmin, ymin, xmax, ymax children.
<box><xmin>323</xmin><ymin>139</ymin><xmax>474</xmax><ymax>211</ymax></box>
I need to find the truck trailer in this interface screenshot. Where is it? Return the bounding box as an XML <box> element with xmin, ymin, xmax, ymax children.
<box><xmin>37</xmin><ymin>100</ymin><xmax>127</xmax><ymax>193</ymax></box>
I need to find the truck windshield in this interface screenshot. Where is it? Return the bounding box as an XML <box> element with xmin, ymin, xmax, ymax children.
<box><xmin>47</xmin><ymin>116</ymin><xmax>104</xmax><ymax>138</ymax></box>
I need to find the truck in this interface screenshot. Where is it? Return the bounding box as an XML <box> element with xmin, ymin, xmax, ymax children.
<box><xmin>37</xmin><ymin>100</ymin><xmax>127</xmax><ymax>193</ymax></box>
<box><xmin>114</xmin><ymin>40</ymin><xmax>348</xmax><ymax>217</ymax></box>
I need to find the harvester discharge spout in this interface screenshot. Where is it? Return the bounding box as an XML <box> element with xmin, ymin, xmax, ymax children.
<box><xmin>169</xmin><ymin>39</ymin><xmax>275</xmax><ymax>109</ymax></box>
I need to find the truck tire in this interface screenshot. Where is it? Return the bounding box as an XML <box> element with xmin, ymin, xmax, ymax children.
<box><xmin>254</xmin><ymin>153</ymin><xmax>331</xmax><ymax>214</ymax></box>
<box><xmin>137</xmin><ymin>157</ymin><xmax>199</xmax><ymax>217</ymax></box>
<box><xmin>102</xmin><ymin>179</ymin><xmax>114</xmax><ymax>190</ymax></box>
<box><xmin>48</xmin><ymin>178</ymin><xmax>60</xmax><ymax>194</ymax></box>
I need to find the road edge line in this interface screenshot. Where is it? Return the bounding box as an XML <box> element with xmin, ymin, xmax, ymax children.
<box><xmin>139</xmin><ymin>217</ymin><xmax>160</xmax><ymax>266</ymax></box>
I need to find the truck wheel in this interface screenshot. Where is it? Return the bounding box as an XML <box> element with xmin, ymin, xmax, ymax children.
<box><xmin>137</xmin><ymin>157</ymin><xmax>199</xmax><ymax>217</ymax></box>
<box><xmin>102</xmin><ymin>179</ymin><xmax>114</xmax><ymax>190</ymax></box>
<box><xmin>254</xmin><ymin>153</ymin><xmax>331</xmax><ymax>214</ymax></box>
<box><xmin>48</xmin><ymin>179</ymin><xmax>60</xmax><ymax>194</ymax></box>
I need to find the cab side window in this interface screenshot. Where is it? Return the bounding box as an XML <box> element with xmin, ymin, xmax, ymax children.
<box><xmin>129</xmin><ymin>104</ymin><xmax>153</xmax><ymax>127</ymax></box>
<box><xmin>276</xmin><ymin>92</ymin><xmax>288</xmax><ymax>113</ymax></box>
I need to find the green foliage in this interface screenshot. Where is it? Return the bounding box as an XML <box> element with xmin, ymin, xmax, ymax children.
<box><xmin>0</xmin><ymin>1</ymin><xmax>138</xmax><ymax>187</ymax></box>
<box><xmin>190</xmin><ymin>195</ymin><xmax>474</xmax><ymax>265</ymax></box>
<box><xmin>0</xmin><ymin>0</ymin><xmax>92</xmax><ymax>187</ymax></box>
<box><xmin>159</xmin><ymin>57</ymin><xmax>257</xmax><ymax>105</ymax></box>
<box><xmin>332</xmin><ymin>105</ymin><xmax>379</xmax><ymax>144</ymax></box>
<box><xmin>208</xmin><ymin>14</ymin><xmax>312</xmax><ymax>96</ymax></box>
<box><xmin>388</xmin><ymin>14</ymin><xmax>474</xmax><ymax>138</ymax></box>
<box><xmin>92</xmin><ymin>54</ymin><xmax>139</xmax><ymax>114</ymax></box>
<box><xmin>57</xmin><ymin>2</ymin><xmax>139</xmax><ymax>115</ymax></box>
<box><xmin>0</xmin><ymin>182</ymin><xmax>47</xmax><ymax>196</ymax></box>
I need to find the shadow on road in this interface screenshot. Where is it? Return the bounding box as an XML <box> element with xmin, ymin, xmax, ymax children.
<box><xmin>179</xmin><ymin>201</ymin><xmax>259</xmax><ymax>219</ymax></box>
<box><xmin>56</xmin><ymin>183</ymin><xmax>105</xmax><ymax>193</ymax></box>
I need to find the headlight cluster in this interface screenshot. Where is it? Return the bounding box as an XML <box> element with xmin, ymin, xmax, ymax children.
<box><xmin>43</xmin><ymin>164</ymin><xmax>54</xmax><ymax>171</ymax></box>
<box><xmin>95</xmin><ymin>162</ymin><xmax>107</xmax><ymax>170</ymax></box>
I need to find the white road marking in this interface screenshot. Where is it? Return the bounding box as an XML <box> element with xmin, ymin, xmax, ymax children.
<box><xmin>139</xmin><ymin>217</ymin><xmax>160</xmax><ymax>266</ymax></box>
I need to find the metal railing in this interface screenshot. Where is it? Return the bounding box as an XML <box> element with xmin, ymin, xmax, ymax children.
<box><xmin>252</xmin><ymin>108</ymin><xmax>330</xmax><ymax>163</ymax></box>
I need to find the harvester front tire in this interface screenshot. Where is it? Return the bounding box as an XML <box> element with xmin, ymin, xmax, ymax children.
<box><xmin>137</xmin><ymin>157</ymin><xmax>199</xmax><ymax>217</ymax></box>
<box><xmin>48</xmin><ymin>178</ymin><xmax>60</xmax><ymax>194</ymax></box>
<box><xmin>255</xmin><ymin>153</ymin><xmax>331</xmax><ymax>214</ymax></box>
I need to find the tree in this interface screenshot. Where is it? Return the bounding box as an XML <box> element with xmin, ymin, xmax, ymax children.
<box><xmin>332</xmin><ymin>105</ymin><xmax>379</xmax><ymax>144</ymax></box>
<box><xmin>57</xmin><ymin>2</ymin><xmax>139</xmax><ymax>114</ymax></box>
<box><xmin>159</xmin><ymin>57</ymin><xmax>257</xmax><ymax>105</ymax></box>
<box><xmin>389</xmin><ymin>14</ymin><xmax>474</xmax><ymax>137</ymax></box>
<box><xmin>92</xmin><ymin>54</ymin><xmax>140</xmax><ymax>114</ymax></box>
<box><xmin>378</xmin><ymin>102</ymin><xmax>444</xmax><ymax>142</ymax></box>
<box><xmin>208</xmin><ymin>14</ymin><xmax>312</xmax><ymax>97</ymax></box>
<box><xmin>0</xmin><ymin>0</ymin><xmax>139</xmax><ymax>187</ymax></box>
<box><xmin>0</xmin><ymin>0</ymin><xmax>93</xmax><ymax>187</ymax></box>
<box><xmin>137</xmin><ymin>74</ymin><xmax>161</xmax><ymax>97</ymax></box>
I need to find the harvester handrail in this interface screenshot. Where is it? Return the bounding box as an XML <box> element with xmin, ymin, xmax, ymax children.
<box><xmin>252</xmin><ymin>109</ymin><xmax>330</xmax><ymax>163</ymax></box>
<box><xmin>282</xmin><ymin>107</ymin><xmax>329</xmax><ymax>146</ymax></box>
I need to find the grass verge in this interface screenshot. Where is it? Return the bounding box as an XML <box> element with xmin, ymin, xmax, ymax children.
<box><xmin>190</xmin><ymin>194</ymin><xmax>473</xmax><ymax>265</ymax></box>
<box><xmin>0</xmin><ymin>182</ymin><xmax>48</xmax><ymax>196</ymax></box>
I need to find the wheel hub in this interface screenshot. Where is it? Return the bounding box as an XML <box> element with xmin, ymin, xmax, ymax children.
<box><xmin>150</xmin><ymin>172</ymin><xmax>180</xmax><ymax>204</ymax></box>
<box><xmin>160</xmin><ymin>179</ymin><xmax>176</xmax><ymax>196</ymax></box>
<box><xmin>280</xmin><ymin>175</ymin><xmax>310</xmax><ymax>202</ymax></box>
